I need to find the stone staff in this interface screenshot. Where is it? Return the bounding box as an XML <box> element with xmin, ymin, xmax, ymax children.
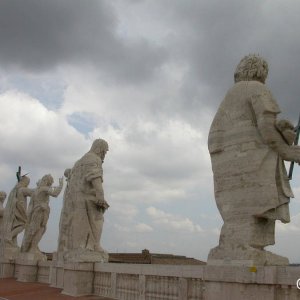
<box><xmin>288</xmin><ymin>113</ymin><xmax>300</xmax><ymax>180</ymax></box>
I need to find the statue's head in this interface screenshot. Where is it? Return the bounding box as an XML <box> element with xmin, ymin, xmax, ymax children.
<box><xmin>90</xmin><ymin>138</ymin><xmax>109</xmax><ymax>161</ymax></box>
<box><xmin>234</xmin><ymin>54</ymin><xmax>268</xmax><ymax>83</ymax></box>
<box><xmin>38</xmin><ymin>174</ymin><xmax>54</xmax><ymax>187</ymax></box>
<box><xmin>19</xmin><ymin>175</ymin><xmax>30</xmax><ymax>187</ymax></box>
<box><xmin>0</xmin><ymin>191</ymin><xmax>6</xmax><ymax>202</ymax></box>
<box><xmin>64</xmin><ymin>168</ymin><xmax>71</xmax><ymax>180</ymax></box>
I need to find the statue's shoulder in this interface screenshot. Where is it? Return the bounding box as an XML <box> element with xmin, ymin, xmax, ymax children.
<box><xmin>246</xmin><ymin>81</ymin><xmax>280</xmax><ymax>115</ymax></box>
<box><xmin>78</xmin><ymin>152</ymin><xmax>101</xmax><ymax>167</ymax></box>
<box><xmin>233</xmin><ymin>80</ymin><xmax>267</xmax><ymax>92</ymax></box>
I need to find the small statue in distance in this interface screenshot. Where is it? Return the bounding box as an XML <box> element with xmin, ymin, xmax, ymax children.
<box><xmin>2</xmin><ymin>175</ymin><xmax>33</xmax><ymax>258</ymax></box>
<box><xmin>20</xmin><ymin>174</ymin><xmax>63</xmax><ymax>261</ymax></box>
<box><xmin>57</xmin><ymin>168</ymin><xmax>71</xmax><ymax>253</ymax></box>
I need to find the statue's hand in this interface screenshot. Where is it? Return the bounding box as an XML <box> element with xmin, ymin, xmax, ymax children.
<box><xmin>97</xmin><ymin>199</ymin><xmax>109</xmax><ymax>210</ymax></box>
<box><xmin>293</xmin><ymin>145</ymin><xmax>300</xmax><ymax>163</ymax></box>
<box><xmin>276</xmin><ymin>119</ymin><xmax>296</xmax><ymax>145</ymax></box>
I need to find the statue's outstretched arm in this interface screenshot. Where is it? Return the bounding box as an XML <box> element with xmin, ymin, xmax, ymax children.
<box><xmin>22</xmin><ymin>187</ymin><xmax>34</xmax><ymax>197</ymax></box>
<box><xmin>47</xmin><ymin>177</ymin><xmax>64</xmax><ymax>197</ymax></box>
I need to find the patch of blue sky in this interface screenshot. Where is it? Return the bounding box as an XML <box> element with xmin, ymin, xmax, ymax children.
<box><xmin>67</xmin><ymin>112</ymin><xmax>97</xmax><ymax>136</ymax></box>
<box><xmin>110</xmin><ymin>120</ymin><xmax>121</xmax><ymax>130</ymax></box>
<box><xmin>5</xmin><ymin>74</ymin><xmax>65</xmax><ymax>110</ymax></box>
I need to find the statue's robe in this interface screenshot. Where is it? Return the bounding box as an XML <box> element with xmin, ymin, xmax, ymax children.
<box><xmin>2</xmin><ymin>185</ymin><xmax>30</xmax><ymax>246</ymax></box>
<box><xmin>21</xmin><ymin>190</ymin><xmax>50</xmax><ymax>253</ymax></box>
<box><xmin>208</xmin><ymin>80</ymin><xmax>293</xmax><ymax>247</ymax></box>
<box><xmin>58</xmin><ymin>152</ymin><xmax>105</xmax><ymax>253</ymax></box>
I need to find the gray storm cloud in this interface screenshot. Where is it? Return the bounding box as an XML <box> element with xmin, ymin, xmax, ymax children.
<box><xmin>0</xmin><ymin>0</ymin><xmax>167</xmax><ymax>83</ymax></box>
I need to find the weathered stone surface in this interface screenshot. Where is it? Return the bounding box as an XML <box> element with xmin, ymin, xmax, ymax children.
<box><xmin>15</xmin><ymin>258</ymin><xmax>38</xmax><ymax>282</ymax></box>
<box><xmin>20</xmin><ymin>174</ymin><xmax>63</xmax><ymax>262</ymax></box>
<box><xmin>207</xmin><ymin>54</ymin><xmax>300</xmax><ymax>266</ymax></box>
<box><xmin>3</xmin><ymin>261</ymin><xmax>300</xmax><ymax>299</ymax></box>
<box><xmin>0</xmin><ymin>191</ymin><xmax>7</xmax><ymax>237</ymax></box>
<box><xmin>57</xmin><ymin>139</ymin><xmax>109</xmax><ymax>263</ymax></box>
<box><xmin>0</xmin><ymin>258</ymin><xmax>15</xmax><ymax>278</ymax></box>
<box><xmin>1</xmin><ymin>175</ymin><xmax>33</xmax><ymax>260</ymax></box>
<box><xmin>62</xmin><ymin>262</ymin><xmax>94</xmax><ymax>296</ymax></box>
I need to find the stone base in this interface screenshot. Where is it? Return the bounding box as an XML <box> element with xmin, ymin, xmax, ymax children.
<box><xmin>2</xmin><ymin>245</ymin><xmax>20</xmax><ymax>260</ymax></box>
<box><xmin>61</xmin><ymin>262</ymin><xmax>94</xmax><ymax>296</ymax></box>
<box><xmin>37</xmin><ymin>261</ymin><xmax>52</xmax><ymax>283</ymax></box>
<box><xmin>1</xmin><ymin>261</ymin><xmax>300</xmax><ymax>299</ymax></box>
<box><xmin>63</xmin><ymin>248</ymin><xmax>109</xmax><ymax>263</ymax></box>
<box><xmin>207</xmin><ymin>245</ymin><xmax>289</xmax><ymax>266</ymax></box>
<box><xmin>17</xmin><ymin>251</ymin><xmax>47</xmax><ymax>263</ymax></box>
<box><xmin>15</xmin><ymin>258</ymin><xmax>38</xmax><ymax>282</ymax></box>
<box><xmin>49</xmin><ymin>256</ymin><xmax>64</xmax><ymax>288</ymax></box>
<box><xmin>0</xmin><ymin>259</ymin><xmax>15</xmax><ymax>278</ymax></box>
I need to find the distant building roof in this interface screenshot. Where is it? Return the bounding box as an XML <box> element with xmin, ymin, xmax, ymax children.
<box><xmin>44</xmin><ymin>249</ymin><xmax>206</xmax><ymax>265</ymax></box>
<box><xmin>108</xmin><ymin>249</ymin><xmax>206</xmax><ymax>265</ymax></box>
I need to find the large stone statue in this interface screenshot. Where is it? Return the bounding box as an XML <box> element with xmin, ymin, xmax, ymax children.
<box><xmin>57</xmin><ymin>139</ymin><xmax>109</xmax><ymax>262</ymax></box>
<box><xmin>1</xmin><ymin>175</ymin><xmax>33</xmax><ymax>259</ymax></box>
<box><xmin>208</xmin><ymin>54</ymin><xmax>300</xmax><ymax>266</ymax></box>
<box><xmin>20</xmin><ymin>174</ymin><xmax>63</xmax><ymax>261</ymax></box>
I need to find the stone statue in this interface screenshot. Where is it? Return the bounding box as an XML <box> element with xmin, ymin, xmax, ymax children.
<box><xmin>207</xmin><ymin>54</ymin><xmax>300</xmax><ymax>266</ymax></box>
<box><xmin>57</xmin><ymin>139</ymin><xmax>109</xmax><ymax>262</ymax></box>
<box><xmin>20</xmin><ymin>174</ymin><xmax>63</xmax><ymax>261</ymax></box>
<box><xmin>57</xmin><ymin>168</ymin><xmax>71</xmax><ymax>254</ymax></box>
<box><xmin>0</xmin><ymin>191</ymin><xmax>7</xmax><ymax>237</ymax></box>
<box><xmin>2</xmin><ymin>176</ymin><xmax>33</xmax><ymax>259</ymax></box>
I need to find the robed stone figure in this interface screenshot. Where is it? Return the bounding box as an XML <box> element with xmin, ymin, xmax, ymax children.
<box><xmin>208</xmin><ymin>54</ymin><xmax>300</xmax><ymax>265</ymax></box>
<box><xmin>57</xmin><ymin>139</ymin><xmax>109</xmax><ymax>262</ymax></box>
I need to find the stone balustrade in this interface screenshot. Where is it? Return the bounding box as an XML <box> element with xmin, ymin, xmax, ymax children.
<box><xmin>2</xmin><ymin>259</ymin><xmax>300</xmax><ymax>299</ymax></box>
<box><xmin>51</xmin><ymin>262</ymin><xmax>300</xmax><ymax>299</ymax></box>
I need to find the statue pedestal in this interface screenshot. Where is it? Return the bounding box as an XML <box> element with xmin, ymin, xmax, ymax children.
<box><xmin>207</xmin><ymin>246</ymin><xmax>289</xmax><ymax>267</ymax></box>
<box><xmin>62</xmin><ymin>262</ymin><xmax>94</xmax><ymax>297</ymax></box>
<box><xmin>1</xmin><ymin>261</ymin><xmax>300</xmax><ymax>299</ymax></box>
<box><xmin>15</xmin><ymin>253</ymin><xmax>47</xmax><ymax>282</ymax></box>
<box><xmin>0</xmin><ymin>258</ymin><xmax>15</xmax><ymax>278</ymax></box>
<box><xmin>37</xmin><ymin>261</ymin><xmax>52</xmax><ymax>283</ymax></box>
<box><xmin>17</xmin><ymin>251</ymin><xmax>47</xmax><ymax>262</ymax></box>
<box><xmin>63</xmin><ymin>248</ymin><xmax>109</xmax><ymax>263</ymax></box>
<box><xmin>2</xmin><ymin>245</ymin><xmax>20</xmax><ymax>260</ymax></box>
<box><xmin>15</xmin><ymin>257</ymin><xmax>38</xmax><ymax>282</ymax></box>
<box><xmin>49</xmin><ymin>253</ymin><xmax>64</xmax><ymax>288</ymax></box>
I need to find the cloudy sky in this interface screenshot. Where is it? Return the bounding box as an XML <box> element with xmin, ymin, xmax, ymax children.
<box><xmin>1</xmin><ymin>0</ymin><xmax>300</xmax><ymax>263</ymax></box>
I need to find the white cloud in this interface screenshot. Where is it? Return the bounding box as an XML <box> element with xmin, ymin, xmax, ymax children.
<box><xmin>277</xmin><ymin>213</ymin><xmax>300</xmax><ymax>233</ymax></box>
<box><xmin>292</xmin><ymin>186</ymin><xmax>300</xmax><ymax>199</ymax></box>
<box><xmin>109</xmin><ymin>203</ymin><xmax>139</xmax><ymax>221</ymax></box>
<box><xmin>0</xmin><ymin>89</ymin><xmax>93</xmax><ymax>252</ymax></box>
<box><xmin>124</xmin><ymin>241</ymin><xmax>139</xmax><ymax>249</ymax></box>
<box><xmin>114</xmin><ymin>223</ymin><xmax>153</xmax><ymax>233</ymax></box>
<box><xmin>211</xmin><ymin>227</ymin><xmax>221</xmax><ymax>236</ymax></box>
<box><xmin>113</xmin><ymin>224</ymin><xmax>130</xmax><ymax>233</ymax></box>
<box><xmin>135</xmin><ymin>223</ymin><xmax>153</xmax><ymax>233</ymax></box>
<box><xmin>268</xmin><ymin>213</ymin><xmax>300</xmax><ymax>262</ymax></box>
<box><xmin>0</xmin><ymin>90</ymin><xmax>88</xmax><ymax>172</ymax></box>
<box><xmin>147</xmin><ymin>206</ymin><xmax>203</xmax><ymax>233</ymax></box>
